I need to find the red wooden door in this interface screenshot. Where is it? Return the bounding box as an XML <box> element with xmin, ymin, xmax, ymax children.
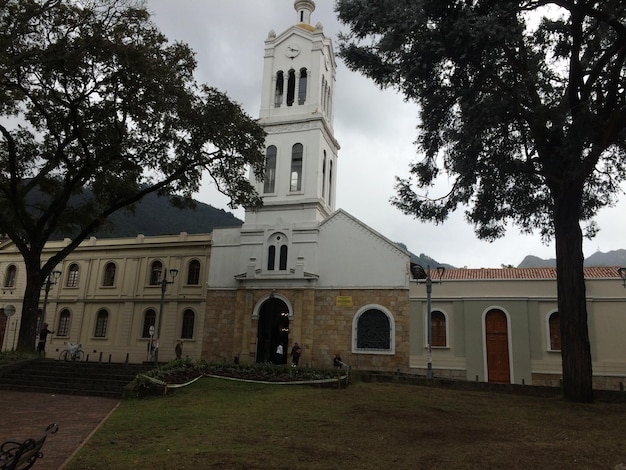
<box><xmin>485</xmin><ymin>309</ymin><xmax>510</xmax><ymax>383</ymax></box>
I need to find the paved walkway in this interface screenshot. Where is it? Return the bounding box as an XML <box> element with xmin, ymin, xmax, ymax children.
<box><xmin>0</xmin><ymin>391</ymin><xmax>119</xmax><ymax>469</ymax></box>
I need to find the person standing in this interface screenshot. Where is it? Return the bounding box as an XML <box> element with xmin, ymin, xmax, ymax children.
<box><xmin>290</xmin><ymin>342</ymin><xmax>302</xmax><ymax>366</ymax></box>
<box><xmin>275</xmin><ymin>342</ymin><xmax>284</xmax><ymax>364</ymax></box>
<box><xmin>333</xmin><ymin>354</ymin><xmax>343</xmax><ymax>368</ymax></box>
<box><xmin>37</xmin><ymin>323</ymin><xmax>54</xmax><ymax>356</ymax></box>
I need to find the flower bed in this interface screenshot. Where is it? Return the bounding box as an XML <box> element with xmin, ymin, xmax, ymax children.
<box><xmin>131</xmin><ymin>359</ymin><xmax>348</xmax><ymax>397</ymax></box>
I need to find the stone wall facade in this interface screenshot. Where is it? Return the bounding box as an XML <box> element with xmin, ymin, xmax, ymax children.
<box><xmin>203</xmin><ymin>287</ymin><xmax>410</xmax><ymax>372</ymax></box>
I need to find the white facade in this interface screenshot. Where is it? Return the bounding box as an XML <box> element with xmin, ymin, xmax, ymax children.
<box><xmin>208</xmin><ymin>1</ymin><xmax>410</xmax><ymax>292</ymax></box>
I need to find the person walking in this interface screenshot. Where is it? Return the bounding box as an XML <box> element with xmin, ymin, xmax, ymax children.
<box><xmin>290</xmin><ymin>342</ymin><xmax>302</xmax><ymax>366</ymax></box>
<box><xmin>37</xmin><ymin>323</ymin><xmax>54</xmax><ymax>356</ymax></box>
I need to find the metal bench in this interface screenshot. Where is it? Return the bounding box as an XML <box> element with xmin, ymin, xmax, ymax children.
<box><xmin>0</xmin><ymin>423</ymin><xmax>59</xmax><ymax>470</ymax></box>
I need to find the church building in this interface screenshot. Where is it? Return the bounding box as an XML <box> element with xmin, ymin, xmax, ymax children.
<box><xmin>203</xmin><ymin>0</ymin><xmax>412</xmax><ymax>370</ymax></box>
<box><xmin>1</xmin><ymin>1</ymin><xmax>625</xmax><ymax>391</ymax></box>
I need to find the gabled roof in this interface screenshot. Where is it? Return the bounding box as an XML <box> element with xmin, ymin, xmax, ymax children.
<box><xmin>319</xmin><ymin>209</ymin><xmax>410</xmax><ymax>258</ymax></box>
<box><xmin>441</xmin><ymin>267</ymin><xmax>621</xmax><ymax>280</ymax></box>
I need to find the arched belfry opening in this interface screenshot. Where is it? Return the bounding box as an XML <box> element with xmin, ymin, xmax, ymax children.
<box><xmin>256</xmin><ymin>295</ymin><xmax>290</xmax><ymax>364</ymax></box>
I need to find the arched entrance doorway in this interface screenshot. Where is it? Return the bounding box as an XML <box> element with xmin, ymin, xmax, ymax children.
<box><xmin>256</xmin><ymin>297</ymin><xmax>290</xmax><ymax>364</ymax></box>
<box><xmin>485</xmin><ymin>309</ymin><xmax>511</xmax><ymax>383</ymax></box>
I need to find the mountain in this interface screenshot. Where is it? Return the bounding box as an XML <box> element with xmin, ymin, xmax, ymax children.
<box><xmin>518</xmin><ymin>250</ymin><xmax>626</xmax><ymax>268</ymax></box>
<box><xmin>584</xmin><ymin>249</ymin><xmax>626</xmax><ymax>267</ymax></box>
<box><xmin>49</xmin><ymin>192</ymin><xmax>243</xmax><ymax>240</ymax></box>
<box><xmin>395</xmin><ymin>242</ymin><xmax>455</xmax><ymax>270</ymax></box>
<box><xmin>517</xmin><ymin>255</ymin><xmax>557</xmax><ymax>268</ymax></box>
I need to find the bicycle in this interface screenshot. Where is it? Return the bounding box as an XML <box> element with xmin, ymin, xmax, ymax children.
<box><xmin>59</xmin><ymin>342</ymin><xmax>84</xmax><ymax>362</ymax></box>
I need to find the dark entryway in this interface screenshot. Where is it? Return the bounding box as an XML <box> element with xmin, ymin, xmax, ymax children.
<box><xmin>256</xmin><ymin>297</ymin><xmax>290</xmax><ymax>364</ymax></box>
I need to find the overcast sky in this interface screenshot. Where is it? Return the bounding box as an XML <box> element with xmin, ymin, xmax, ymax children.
<box><xmin>145</xmin><ymin>0</ymin><xmax>626</xmax><ymax>269</ymax></box>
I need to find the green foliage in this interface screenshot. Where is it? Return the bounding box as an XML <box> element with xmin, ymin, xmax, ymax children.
<box><xmin>336</xmin><ymin>0</ymin><xmax>626</xmax><ymax>402</ymax></box>
<box><xmin>0</xmin><ymin>0</ymin><xmax>265</xmax><ymax>351</ymax></box>
<box><xmin>336</xmin><ymin>0</ymin><xmax>626</xmax><ymax>240</ymax></box>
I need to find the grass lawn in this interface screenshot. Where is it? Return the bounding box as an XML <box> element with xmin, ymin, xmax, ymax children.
<box><xmin>66</xmin><ymin>378</ymin><xmax>626</xmax><ymax>469</ymax></box>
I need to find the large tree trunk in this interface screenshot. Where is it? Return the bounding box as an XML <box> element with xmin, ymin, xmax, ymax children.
<box><xmin>553</xmin><ymin>187</ymin><xmax>593</xmax><ymax>403</ymax></box>
<box><xmin>16</xmin><ymin>255</ymin><xmax>44</xmax><ymax>353</ymax></box>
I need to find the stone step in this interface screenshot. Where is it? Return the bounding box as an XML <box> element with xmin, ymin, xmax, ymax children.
<box><xmin>0</xmin><ymin>359</ymin><xmax>153</xmax><ymax>398</ymax></box>
<box><xmin>0</xmin><ymin>382</ymin><xmax>124</xmax><ymax>399</ymax></box>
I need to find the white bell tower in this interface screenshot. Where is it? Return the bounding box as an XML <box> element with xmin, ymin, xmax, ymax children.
<box><xmin>244</xmin><ymin>0</ymin><xmax>339</xmax><ymax>229</ymax></box>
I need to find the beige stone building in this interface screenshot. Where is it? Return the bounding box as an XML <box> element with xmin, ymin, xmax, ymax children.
<box><xmin>0</xmin><ymin>233</ymin><xmax>211</xmax><ymax>363</ymax></box>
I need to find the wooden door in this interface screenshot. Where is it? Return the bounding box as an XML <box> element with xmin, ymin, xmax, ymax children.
<box><xmin>485</xmin><ymin>309</ymin><xmax>510</xmax><ymax>383</ymax></box>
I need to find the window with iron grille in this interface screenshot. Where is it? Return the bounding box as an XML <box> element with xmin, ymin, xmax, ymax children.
<box><xmin>4</xmin><ymin>265</ymin><xmax>16</xmax><ymax>288</ymax></box>
<box><xmin>66</xmin><ymin>264</ymin><xmax>79</xmax><ymax>288</ymax></box>
<box><xmin>356</xmin><ymin>309</ymin><xmax>390</xmax><ymax>350</ymax></box>
<box><xmin>57</xmin><ymin>309</ymin><xmax>70</xmax><ymax>337</ymax></box>
<box><xmin>94</xmin><ymin>309</ymin><xmax>108</xmax><ymax>337</ymax></box>
<box><xmin>150</xmin><ymin>261</ymin><xmax>163</xmax><ymax>285</ymax></box>
<box><xmin>142</xmin><ymin>309</ymin><xmax>156</xmax><ymax>338</ymax></box>
<box><xmin>187</xmin><ymin>260</ymin><xmax>200</xmax><ymax>285</ymax></box>
<box><xmin>181</xmin><ymin>309</ymin><xmax>194</xmax><ymax>339</ymax></box>
<box><xmin>102</xmin><ymin>263</ymin><xmax>116</xmax><ymax>287</ymax></box>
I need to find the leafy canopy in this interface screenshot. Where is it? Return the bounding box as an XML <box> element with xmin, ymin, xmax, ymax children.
<box><xmin>336</xmin><ymin>0</ymin><xmax>626</xmax><ymax>241</ymax></box>
<box><xmin>0</xmin><ymin>0</ymin><xmax>265</xmax><ymax>261</ymax></box>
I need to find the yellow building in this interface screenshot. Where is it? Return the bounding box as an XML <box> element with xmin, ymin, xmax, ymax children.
<box><xmin>0</xmin><ymin>233</ymin><xmax>210</xmax><ymax>363</ymax></box>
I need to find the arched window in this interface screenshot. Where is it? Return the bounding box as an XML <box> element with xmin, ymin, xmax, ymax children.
<box><xmin>4</xmin><ymin>265</ymin><xmax>16</xmax><ymax>288</ymax></box>
<box><xmin>287</xmin><ymin>69</ymin><xmax>296</xmax><ymax>106</ymax></box>
<box><xmin>94</xmin><ymin>309</ymin><xmax>108</xmax><ymax>337</ymax></box>
<box><xmin>267</xmin><ymin>233</ymin><xmax>288</xmax><ymax>272</ymax></box>
<box><xmin>274</xmin><ymin>71</ymin><xmax>284</xmax><ymax>107</ymax></box>
<box><xmin>431</xmin><ymin>310</ymin><xmax>447</xmax><ymax>347</ymax></box>
<box><xmin>548</xmin><ymin>311</ymin><xmax>561</xmax><ymax>351</ymax></box>
<box><xmin>328</xmin><ymin>160</ymin><xmax>333</xmax><ymax>206</ymax></box>
<box><xmin>150</xmin><ymin>260</ymin><xmax>163</xmax><ymax>285</ymax></box>
<box><xmin>298</xmin><ymin>68</ymin><xmax>307</xmax><ymax>104</ymax></box>
<box><xmin>354</xmin><ymin>307</ymin><xmax>394</xmax><ymax>352</ymax></box>
<box><xmin>290</xmin><ymin>144</ymin><xmax>303</xmax><ymax>192</ymax></box>
<box><xmin>181</xmin><ymin>309</ymin><xmax>195</xmax><ymax>339</ymax></box>
<box><xmin>142</xmin><ymin>309</ymin><xmax>156</xmax><ymax>338</ymax></box>
<box><xmin>66</xmin><ymin>263</ymin><xmax>79</xmax><ymax>288</ymax></box>
<box><xmin>187</xmin><ymin>260</ymin><xmax>201</xmax><ymax>285</ymax></box>
<box><xmin>57</xmin><ymin>309</ymin><xmax>71</xmax><ymax>337</ymax></box>
<box><xmin>322</xmin><ymin>151</ymin><xmax>327</xmax><ymax>200</ymax></box>
<box><xmin>279</xmin><ymin>245</ymin><xmax>288</xmax><ymax>271</ymax></box>
<box><xmin>264</xmin><ymin>146</ymin><xmax>277</xmax><ymax>193</ymax></box>
<box><xmin>102</xmin><ymin>263</ymin><xmax>116</xmax><ymax>287</ymax></box>
<box><xmin>267</xmin><ymin>245</ymin><xmax>276</xmax><ymax>271</ymax></box>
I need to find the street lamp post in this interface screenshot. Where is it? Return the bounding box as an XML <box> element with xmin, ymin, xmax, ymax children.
<box><xmin>37</xmin><ymin>270</ymin><xmax>61</xmax><ymax>336</ymax></box>
<box><xmin>412</xmin><ymin>264</ymin><xmax>445</xmax><ymax>379</ymax></box>
<box><xmin>154</xmin><ymin>267</ymin><xmax>178</xmax><ymax>365</ymax></box>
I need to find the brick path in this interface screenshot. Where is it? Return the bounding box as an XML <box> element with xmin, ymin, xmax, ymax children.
<box><xmin>0</xmin><ymin>391</ymin><xmax>119</xmax><ymax>469</ymax></box>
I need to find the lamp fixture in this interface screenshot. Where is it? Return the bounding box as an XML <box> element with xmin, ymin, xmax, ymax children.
<box><xmin>411</xmin><ymin>264</ymin><xmax>445</xmax><ymax>379</ymax></box>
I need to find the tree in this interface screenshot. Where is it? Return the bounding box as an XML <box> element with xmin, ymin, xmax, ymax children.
<box><xmin>0</xmin><ymin>0</ymin><xmax>266</xmax><ymax>352</ymax></box>
<box><xmin>336</xmin><ymin>0</ymin><xmax>626</xmax><ymax>402</ymax></box>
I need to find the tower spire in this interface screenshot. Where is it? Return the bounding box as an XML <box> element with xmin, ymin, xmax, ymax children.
<box><xmin>294</xmin><ymin>0</ymin><xmax>315</xmax><ymax>25</ymax></box>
